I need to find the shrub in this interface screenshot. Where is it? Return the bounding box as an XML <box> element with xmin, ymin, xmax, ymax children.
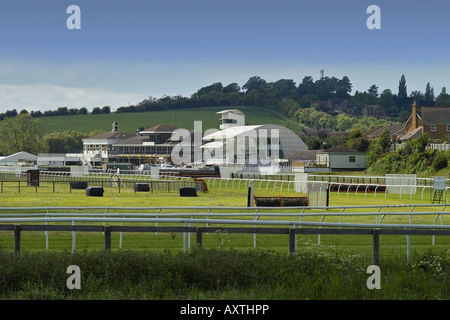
<box><xmin>432</xmin><ymin>152</ymin><xmax>448</xmax><ymax>171</ymax></box>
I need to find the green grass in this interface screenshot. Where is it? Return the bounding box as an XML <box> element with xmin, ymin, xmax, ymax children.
<box><xmin>37</xmin><ymin>106</ymin><xmax>303</xmax><ymax>135</ymax></box>
<box><xmin>0</xmin><ymin>247</ymin><xmax>448</xmax><ymax>300</ymax></box>
<box><xmin>0</xmin><ymin>180</ymin><xmax>448</xmax><ymax>257</ymax></box>
<box><xmin>0</xmin><ymin>181</ymin><xmax>449</xmax><ymax>300</ymax></box>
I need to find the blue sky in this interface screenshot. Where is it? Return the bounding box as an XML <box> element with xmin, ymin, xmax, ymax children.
<box><xmin>0</xmin><ymin>0</ymin><xmax>449</xmax><ymax>112</ymax></box>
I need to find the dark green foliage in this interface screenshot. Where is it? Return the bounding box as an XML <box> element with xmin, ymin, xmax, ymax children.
<box><xmin>0</xmin><ymin>247</ymin><xmax>448</xmax><ymax>300</ymax></box>
<box><xmin>366</xmin><ymin>135</ymin><xmax>449</xmax><ymax>176</ymax></box>
<box><xmin>432</xmin><ymin>152</ymin><xmax>448</xmax><ymax>171</ymax></box>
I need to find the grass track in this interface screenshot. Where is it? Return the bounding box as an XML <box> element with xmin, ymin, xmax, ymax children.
<box><xmin>0</xmin><ymin>181</ymin><xmax>449</xmax><ymax>261</ymax></box>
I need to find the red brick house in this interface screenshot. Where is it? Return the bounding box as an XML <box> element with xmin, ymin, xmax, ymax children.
<box><xmin>402</xmin><ymin>102</ymin><xmax>450</xmax><ymax>141</ymax></box>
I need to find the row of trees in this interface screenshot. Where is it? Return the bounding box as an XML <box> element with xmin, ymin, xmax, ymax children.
<box><xmin>118</xmin><ymin>74</ymin><xmax>448</xmax><ymax>120</ymax></box>
<box><xmin>0</xmin><ymin>106</ymin><xmax>111</xmax><ymax>121</ymax></box>
<box><xmin>1</xmin><ymin>73</ymin><xmax>448</xmax><ymax>128</ymax></box>
<box><xmin>0</xmin><ymin>114</ymin><xmax>92</xmax><ymax>156</ymax></box>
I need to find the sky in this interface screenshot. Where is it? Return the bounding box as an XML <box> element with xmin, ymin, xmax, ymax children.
<box><xmin>0</xmin><ymin>0</ymin><xmax>449</xmax><ymax>112</ymax></box>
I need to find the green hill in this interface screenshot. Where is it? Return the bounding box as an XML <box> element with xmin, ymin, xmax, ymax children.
<box><xmin>37</xmin><ymin>106</ymin><xmax>303</xmax><ymax>135</ymax></box>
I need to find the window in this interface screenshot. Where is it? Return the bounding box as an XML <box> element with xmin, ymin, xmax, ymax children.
<box><xmin>430</xmin><ymin>124</ymin><xmax>436</xmax><ymax>132</ymax></box>
<box><xmin>349</xmin><ymin>156</ymin><xmax>356</xmax><ymax>163</ymax></box>
<box><xmin>447</xmin><ymin>125</ymin><xmax>450</xmax><ymax>132</ymax></box>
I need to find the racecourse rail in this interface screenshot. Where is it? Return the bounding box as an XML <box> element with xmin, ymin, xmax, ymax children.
<box><xmin>0</xmin><ymin>204</ymin><xmax>449</xmax><ymax>264</ymax></box>
<box><xmin>0</xmin><ymin>169</ymin><xmax>448</xmax><ymax>202</ymax></box>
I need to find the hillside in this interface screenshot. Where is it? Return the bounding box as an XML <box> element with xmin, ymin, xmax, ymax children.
<box><xmin>37</xmin><ymin>106</ymin><xmax>303</xmax><ymax>135</ymax></box>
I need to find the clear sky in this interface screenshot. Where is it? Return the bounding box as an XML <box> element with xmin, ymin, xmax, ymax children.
<box><xmin>0</xmin><ymin>0</ymin><xmax>449</xmax><ymax>112</ymax></box>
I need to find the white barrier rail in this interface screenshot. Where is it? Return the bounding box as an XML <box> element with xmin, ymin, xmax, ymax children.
<box><xmin>0</xmin><ymin>204</ymin><xmax>449</xmax><ymax>261</ymax></box>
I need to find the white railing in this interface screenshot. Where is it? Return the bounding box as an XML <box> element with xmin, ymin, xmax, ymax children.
<box><xmin>1</xmin><ymin>204</ymin><xmax>449</xmax><ymax>259</ymax></box>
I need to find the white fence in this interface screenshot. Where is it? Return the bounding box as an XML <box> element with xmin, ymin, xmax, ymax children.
<box><xmin>1</xmin><ymin>204</ymin><xmax>449</xmax><ymax>264</ymax></box>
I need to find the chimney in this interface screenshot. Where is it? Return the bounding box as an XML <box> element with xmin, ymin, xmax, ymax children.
<box><xmin>412</xmin><ymin>101</ymin><xmax>417</xmax><ymax>129</ymax></box>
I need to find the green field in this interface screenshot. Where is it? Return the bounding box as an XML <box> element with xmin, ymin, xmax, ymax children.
<box><xmin>0</xmin><ymin>180</ymin><xmax>449</xmax><ymax>300</ymax></box>
<box><xmin>37</xmin><ymin>106</ymin><xmax>303</xmax><ymax>135</ymax></box>
<box><xmin>0</xmin><ymin>179</ymin><xmax>448</xmax><ymax>259</ymax></box>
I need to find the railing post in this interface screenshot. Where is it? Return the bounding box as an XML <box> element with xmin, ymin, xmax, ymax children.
<box><xmin>373</xmin><ymin>229</ymin><xmax>380</xmax><ymax>265</ymax></box>
<box><xmin>196</xmin><ymin>228</ymin><xmax>203</xmax><ymax>248</ymax></box>
<box><xmin>14</xmin><ymin>225</ymin><xmax>21</xmax><ymax>254</ymax></box>
<box><xmin>289</xmin><ymin>228</ymin><xmax>296</xmax><ymax>254</ymax></box>
<box><xmin>104</xmin><ymin>226</ymin><xmax>111</xmax><ymax>251</ymax></box>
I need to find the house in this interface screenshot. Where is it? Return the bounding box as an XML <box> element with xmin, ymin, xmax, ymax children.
<box><xmin>362</xmin><ymin>105</ymin><xmax>386</xmax><ymax>119</ymax></box>
<box><xmin>420</xmin><ymin>107</ymin><xmax>450</xmax><ymax>140</ymax></box>
<box><xmin>338</xmin><ymin>100</ymin><xmax>359</xmax><ymax>116</ymax></box>
<box><xmin>365</xmin><ymin>122</ymin><xmax>405</xmax><ymax>141</ymax></box>
<box><xmin>402</xmin><ymin>102</ymin><xmax>450</xmax><ymax>142</ymax></box>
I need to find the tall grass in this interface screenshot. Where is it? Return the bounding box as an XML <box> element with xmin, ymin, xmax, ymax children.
<box><xmin>0</xmin><ymin>245</ymin><xmax>448</xmax><ymax>300</ymax></box>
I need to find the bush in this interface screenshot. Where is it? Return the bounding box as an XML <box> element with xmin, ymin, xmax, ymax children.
<box><xmin>432</xmin><ymin>152</ymin><xmax>448</xmax><ymax>171</ymax></box>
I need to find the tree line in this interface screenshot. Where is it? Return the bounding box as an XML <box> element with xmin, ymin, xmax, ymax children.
<box><xmin>0</xmin><ymin>106</ymin><xmax>111</xmax><ymax>121</ymax></box>
<box><xmin>0</xmin><ymin>114</ymin><xmax>95</xmax><ymax>156</ymax></box>
<box><xmin>2</xmin><ymin>73</ymin><xmax>449</xmax><ymax>124</ymax></box>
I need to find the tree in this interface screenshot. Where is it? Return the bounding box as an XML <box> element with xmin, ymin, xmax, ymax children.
<box><xmin>57</xmin><ymin>107</ymin><xmax>69</xmax><ymax>116</ymax></box>
<box><xmin>100</xmin><ymin>106</ymin><xmax>111</xmax><ymax>114</ymax></box>
<box><xmin>347</xmin><ymin>128</ymin><xmax>370</xmax><ymax>152</ymax></box>
<box><xmin>30</xmin><ymin>110</ymin><xmax>43</xmax><ymax>118</ymax></box>
<box><xmin>242</xmin><ymin>76</ymin><xmax>266</xmax><ymax>92</ymax></box>
<box><xmin>196</xmin><ymin>82</ymin><xmax>223</xmax><ymax>97</ymax></box>
<box><xmin>367</xmin><ymin>141</ymin><xmax>384</xmax><ymax>167</ymax></box>
<box><xmin>409</xmin><ymin>91</ymin><xmax>424</xmax><ymax>106</ymax></box>
<box><xmin>435</xmin><ymin>87</ymin><xmax>450</xmax><ymax>106</ymax></box>
<box><xmin>379</xmin><ymin>89</ymin><xmax>396</xmax><ymax>115</ymax></box>
<box><xmin>43</xmin><ymin>130</ymin><xmax>89</xmax><ymax>153</ymax></box>
<box><xmin>368</xmin><ymin>85</ymin><xmax>379</xmax><ymax>98</ymax></box>
<box><xmin>223</xmin><ymin>83</ymin><xmax>241</xmax><ymax>93</ymax></box>
<box><xmin>78</xmin><ymin>107</ymin><xmax>88</xmax><ymax>115</ymax></box>
<box><xmin>378</xmin><ymin>129</ymin><xmax>392</xmax><ymax>152</ymax></box>
<box><xmin>397</xmin><ymin>74</ymin><xmax>409</xmax><ymax>108</ymax></box>
<box><xmin>0</xmin><ymin>114</ymin><xmax>47</xmax><ymax>155</ymax></box>
<box><xmin>410</xmin><ymin>134</ymin><xmax>429</xmax><ymax>153</ymax></box>
<box><xmin>424</xmin><ymin>82</ymin><xmax>435</xmax><ymax>106</ymax></box>
<box><xmin>339</xmin><ymin>76</ymin><xmax>353</xmax><ymax>97</ymax></box>
<box><xmin>4</xmin><ymin>109</ymin><xmax>18</xmax><ymax>118</ymax></box>
<box><xmin>297</xmin><ymin>76</ymin><xmax>316</xmax><ymax>97</ymax></box>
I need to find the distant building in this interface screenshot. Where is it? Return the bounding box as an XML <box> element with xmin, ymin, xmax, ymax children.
<box><xmin>320</xmin><ymin>148</ymin><xmax>367</xmax><ymax>171</ymax></box>
<box><xmin>286</xmin><ymin>150</ymin><xmax>322</xmax><ymax>172</ymax></box>
<box><xmin>362</xmin><ymin>104</ymin><xmax>386</xmax><ymax>119</ymax></box>
<box><xmin>0</xmin><ymin>151</ymin><xmax>37</xmax><ymax>165</ymax></box>
<box><xmin>402</xmin><ymin>102</ymin><xmax>450</xmax><ymax>141</ymax></box>
<box><xmin>82</xmin><ymin>121</ymin><xmax>185</xmax><ymax>168</ymax></box>
<box><xmin>338</xmin><ymin>100</ymin><xmax>359</xmax><ymax>116</ymax></box>
<box><xmin>201</xmin><ymin>109</ymin><xmax>308</xmax><ymax>167</ymax></box>
<box><xmin>365</xmin><ymin>122</ymin><xmax>405</xmax><ymax>141</ymax></box>
<box><xmin>217</xmin><ymin>109</ymin><xmax>245</xmax><ymax>130</ymax></box>
<box><xmin>286</xmin><ymin>147</ymin><xmax>366</xmax><ymax>172</ymax></box>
